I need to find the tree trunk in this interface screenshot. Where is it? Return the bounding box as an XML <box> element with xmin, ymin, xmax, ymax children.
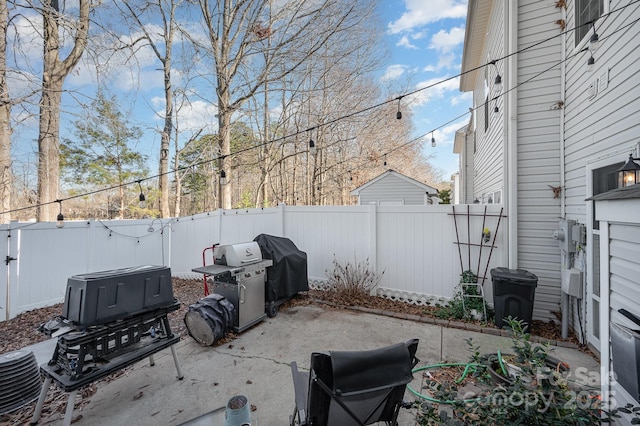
<box><xmin>36</xmin><ymin>0</ymin><xmax>90</xmax><ymax>222</ymax></box>
<box><xmin>159</xmin><ymin>62</ymin><xmax>173</xmax><ymax>217</ymax></box>
<box><xmin>0</xmin><ymin>0</ymin><xmax>10</xmax><ymax>223</ymax></box>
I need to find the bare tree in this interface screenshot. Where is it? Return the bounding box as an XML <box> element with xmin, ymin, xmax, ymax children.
<box><xmin>36</xmin><ymin>0</ymin><xmax>90</xmax><ymax>221</ymax></box>
<box><xmin>0</xmin><ymin>0</ymin><xmax>10</xmax><ymax>223</ymax></box>
<box><xmin>195</xmin><ymin>0</ymin><xmax>367</xmax><ymax>209</ymax></box>
<box><xmin>120</xmin><ymin>0</ymin><xmax>180</xmax><ymax>218</ymax></box>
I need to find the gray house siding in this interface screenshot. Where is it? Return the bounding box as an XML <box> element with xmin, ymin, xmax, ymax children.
<box><xmin>353</xmin><ymin>173</ymin><xmax>434</xmax><ymax>205</ymax></box>
<box><xmin>563</xmin><ymin>0</ymin><xmax>640</xmax><ymax>219</ymax></box>
<box><xmin>472</xmin><ymin>1</ymin><xmax>505</xmax><ymax>203</ymax></box>
<box><xmin>515</xmin><ymin>0</ymin><xmax>563</xmax><ymax>322</ymax></box>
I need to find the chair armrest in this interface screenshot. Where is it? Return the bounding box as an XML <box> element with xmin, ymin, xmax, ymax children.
<box><xmin>290</xmin><ymin>361</ymin><xmax>309</xmax><ymax>425</ymax></box>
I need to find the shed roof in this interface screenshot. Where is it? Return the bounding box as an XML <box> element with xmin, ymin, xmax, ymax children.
<box><xmin>350</xmin><ymin>169</ymin><xmax>438</xmax><ymax>196</ymax></box>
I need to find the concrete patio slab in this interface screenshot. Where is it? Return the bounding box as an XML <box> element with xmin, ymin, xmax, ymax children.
<box><xmin>35</xmin><ymin>304</ymin><xmax>598</xmax><ymax>425</ymax></box>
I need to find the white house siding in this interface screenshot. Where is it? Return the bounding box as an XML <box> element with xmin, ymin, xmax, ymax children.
<box><xmin>562</xmin><ymin>0</ymin><xmax>640</xmax><ymax>346</ymax></box>
<box><xmin>464</xmin><ymin>130</ymin><xmax>476</xmax><ymax>204</ymax></box>
<box><xmin>563</xmin><ymin>0</ymin><xmax>640</xmax><ymax>220</ymax></box>
<box><xmin>356</xmin><ymin>174</ymin><xmax>429</xmax><ymax>205</ymax></box>
<box><xmin>608</xmin><ymin>223</ymin><xmax>640</xmax><ymax>412</ymax></box>
<box><xmin>472</xmin><ymin>1</ymin><xmax>505</xmax><ymax>201</ymax></box>
<box><xmin>514</xmin><ymin>0</ymin><xmax>564</xmax><ymax>322</ymax></box>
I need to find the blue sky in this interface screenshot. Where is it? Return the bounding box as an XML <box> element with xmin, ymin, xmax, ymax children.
<box><xmin>9</xmin><ymin>0</ymin><xmax>471</xmax><ymax>185</ymax></box>
<box><xmin>377</xmin><ymin>0</ymin><xmax>470</xmax><ymax>179</ymax></box>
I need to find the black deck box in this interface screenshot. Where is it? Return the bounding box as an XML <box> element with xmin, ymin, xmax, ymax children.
<box><xmin>62</xmin><ymin>265</ymin><xmax>174</xmax><ymax>326</ymax></box>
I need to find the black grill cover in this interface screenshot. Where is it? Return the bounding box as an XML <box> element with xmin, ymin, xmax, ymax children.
<box><xmin>254</xmin><ymin>234</ymin><xmax>309</xmax><ymax>303</ymax></box>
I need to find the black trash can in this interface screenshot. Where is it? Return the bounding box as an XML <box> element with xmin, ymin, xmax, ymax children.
<box><xmin>490</xmin><ymin>267</ymin><xmax>538</xmax><ymax>330</ymax></box>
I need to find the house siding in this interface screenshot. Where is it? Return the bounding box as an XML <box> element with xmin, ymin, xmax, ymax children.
<box><xmin>514</xmin><ymin>0</ymin><xmax>563</xmax><ymax>322</ymax></box>
<box><xmin>608</xmin><ymin>223</ymin><xmax>640</xmax><ymax>410</ymax></box>
<box><xmin>472</xmin><ymin>1</ymin><xmax>505</xmax><ymax>201</ymax></box>
<box><xmin>356</xmin><ymin>174</ymin><xmax>430</xmax><ymax>205</ymax></box>
<box><xmin>562</xmin><ymin>0</ymin><xmax>640</xmax><ymax>348</ymax></box>
<box><xmin>564</xmin><ymin>0</ymin><xmax>640</xmax><ymax>221</ymax></box>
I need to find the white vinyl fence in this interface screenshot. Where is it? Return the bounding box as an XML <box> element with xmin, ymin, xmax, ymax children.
<box><xmin>0</xmin><ymin>204</ymin><xmax>507</xmax><ymax>321</ymax></box>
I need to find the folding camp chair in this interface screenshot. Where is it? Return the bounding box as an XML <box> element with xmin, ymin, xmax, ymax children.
<box><xmin>290</xmin><ymin>339</ymin><xmax>419</xmax><ymax>426</ymax></box>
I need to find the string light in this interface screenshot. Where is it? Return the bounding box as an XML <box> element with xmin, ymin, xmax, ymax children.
<box><xmin>587</xmin><ymin>54</ymin><xmax>595</xmax><ymax>72</ymax></box>
<box><xmin>589</xmin><ymin>22</ymin><xmax>599</xmax><ymax>52</ymax></box>
<box><xmin>383</xmin><ymin>154</ymin><xmax>387</xmax><ymax>167</ymax></box>
<box><xmin>309</xmin><ymin>129</ymin><xmax>317</xmax><ymax>155</ymax></box>
<box><xmin>396</xmin><ymin>97</ymin><xmax>403</xmax><ymax>120</ymax></box>
<box><xmin>431</xmin><ymin>133</ymin><xmax>436</xmax><ymax>148</ymax></box>
<box><xmin>56</xmin><ymin>200</ymin><xmax>64</xmax><ymax>228</ymax></box>
<box><xmin>489</xmin><ymin>60</ymin><xmax>502</xmax><ymax>93</ymax></box>
<box><xmin>2</xmin><ymin>5</ymin><xmax>636</xmax><ymax>218</ymax></box>
<box><xmin>220</xmin><ymin>169</ymin><xmax>227</xmax><ymax>185</ymax></box>
<box><xmin>137</xmin><ymin>181</ymin><xmax>146</xmax><ymax>208</ymax></box>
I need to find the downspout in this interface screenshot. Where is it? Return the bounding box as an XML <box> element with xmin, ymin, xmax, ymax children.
<box><xmin>506</xmin><ymin>0</ymin><xmax>518</xmax><ymax>268</ymax></box>
<box><xmin>560</xmin><ymin>6</ymin><xmax>567</xmax><ymax>218</ymax></box>
<box><xmin>559</xmin><ymin>3</ymin><xmax>570</xmax><ymax>339</ymax></box>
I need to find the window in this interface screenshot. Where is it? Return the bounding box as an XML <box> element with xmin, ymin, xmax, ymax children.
<box><xmin>575</xmin><ymin>0</ymin><xmax>603</xmax><ymax>47</ymax></box>
<box><xmin>591</xmin><ymin>162</ymin><xmax>621</xmax><ymax>229</ymax></box>
<box><xmin>484</xmin><ymin>96</ymin><xmax>489</xmax><ymax>132</ymax></box>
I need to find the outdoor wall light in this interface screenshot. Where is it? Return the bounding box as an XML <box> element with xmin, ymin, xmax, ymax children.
<box><xmin>56</xmin><ymin>200</ymin><xmax>64</xmax><ymax>228</ymax></box>
<box><xmin>617</xmin><ymin>154</ymin><xmax>640</xmax><ymax>187</ymax></box>
<box><xmin>219</xmin><ymin>169</ymin><xmax>227</xmax><ymax>185</ymax></box>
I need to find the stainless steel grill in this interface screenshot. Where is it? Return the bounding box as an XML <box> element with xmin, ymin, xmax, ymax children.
<box><xmin>193</xmin><ymin>242</ymin><xmax>273</xmax><ymax>333</ymax></box>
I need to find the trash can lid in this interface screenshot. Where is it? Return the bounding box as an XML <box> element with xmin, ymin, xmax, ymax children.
<box><xmin>490</xmin><ymin>267</ymin><xmax>538</xmax><ymax>285</ymax></box>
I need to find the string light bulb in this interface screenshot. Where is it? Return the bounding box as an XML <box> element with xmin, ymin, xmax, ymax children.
<box><xmin>138</xmin><ymin>181</ymin><xmax>146</xmax><ymax>208</ymax></box>
<box><xmin>396</xmin><ymin>97</ymin><xmax>402</xmax><ymax>120</ymax></box>
<box><xmin>587</xmin><ymin>55</ymin><xmax>595</xmax><ymax>72</ymax></box>
<box><xmin>56</xmin><ymin>200</ymin><xmax>64</xmax><ymax>228</ymax></box>
<box><xmin>431</xmin><ymin>133</ymin><xmax>436</xmax><ymax>148</ymax></box>
<box><xmin>490</xmin><ymin>60</ymin><xmax>502</xmax><ymax>93</ymax></box>
<box><xmin>589</xmin><ymin>23</ymin><xmax>599</xmax><ymax>52</ymax></box>
<box><xmin>383</xmin><ymin>154</ymin><xmax>387</xmax><ymax>167</ymax></box>
<box><xmin>220</xmin><ymin>169</ymin><xmax>227</xmax><ymax>185</ymax></box>
<box><xmin>309</xmin><ymin>137</ymin><xmax>316</xmax><ymax>155</ymax></box>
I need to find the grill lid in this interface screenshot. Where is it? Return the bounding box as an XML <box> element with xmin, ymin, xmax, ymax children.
<box><xmin>213</xmin><ymin>242</ymin><xmax>263</xmax><ymax>267</ymax></box>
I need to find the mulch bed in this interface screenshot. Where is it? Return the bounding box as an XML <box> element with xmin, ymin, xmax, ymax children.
<box><xmin>0</xmin><ymin>279</ymin><xmax>585</xmax><ymax>425</ymax></box>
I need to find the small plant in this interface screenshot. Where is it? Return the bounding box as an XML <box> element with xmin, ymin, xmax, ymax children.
<box><xmin>324</xmin><ymin>255</ymin><xmax>384</xmax><ymax>300</ymax></box>
<box><xmin>433</xmin><ymin>272</ymin><xmax>493</xmax><ymax>321</ymax></box>
<box><xmin>460</xmin><ymin>269</ymin><xmax>478</xmax><ymax>283</ymax></box>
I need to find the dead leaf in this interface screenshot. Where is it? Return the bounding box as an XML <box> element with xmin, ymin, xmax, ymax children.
<box><xmin>132</xmin><ymin>391</ymin><xmax>144</xmax><ymax>400</ymax></box>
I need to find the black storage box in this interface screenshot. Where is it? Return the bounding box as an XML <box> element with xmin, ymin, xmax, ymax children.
<box><xmin>611</xmin><ymin>321</ymin><xmax>640</xmax><ymax>401</ymax></box>
<box><xmin>62</xmin><ymin>265</ymin><xmax>174</xmax><ymax>326</ymax></box>
<box><xmin>491</xmin><ymin>267</ymin><xmax>538</xmax><ymax>330</ymax></box>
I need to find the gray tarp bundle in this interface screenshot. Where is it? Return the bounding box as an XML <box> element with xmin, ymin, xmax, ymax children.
<box><xmin>184</xmin><ymin>294</ymin><xmax>235</xmax><ymax>345</ymax></box>
<box><xmin>253</xmin><ymin>234</ymin><xmax>309</xmax><ymax>304</ymax></box>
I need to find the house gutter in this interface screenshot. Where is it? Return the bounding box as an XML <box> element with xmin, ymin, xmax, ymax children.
<box><xmin>506</xmin><ymin>0</ymin><xmax>518</xmax><ymax>268</ymax></box>
<box><xmin>560</xmin><ymin>6</ymin><xmax>567</xmax><ymax>218</ymax></box>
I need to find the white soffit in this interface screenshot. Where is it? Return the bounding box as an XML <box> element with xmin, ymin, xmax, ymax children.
<box><xmin>460</xmin><ymin>0</ymin><xmax>493</xmax><ymax>92</ymax></box>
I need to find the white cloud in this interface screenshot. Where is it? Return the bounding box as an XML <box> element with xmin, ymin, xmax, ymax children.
<box><xmin>450</xmin><ymin>91</ymin><xmax>472</xmax><ymax>106</ymax></box>
<box><xmin>430</xmin><ymin>26</ymin><xmax>465</xmax><ymax>53</ymax></box>
<box><xmin>396</xmin><ymin>35</ymin><xmax>417</xmax><ymax>49</ymax></box>
<box><xmin>409</xmin><ymin>76</ymin><xmax>460</xmax><ymax>107</ymax></box>
<box><xmin>388</xmin><ymin>0</ymin><xmax>467</xmax><ymax>34</ymax></box>
<box><xmin>381</xmin><ymin>64</ymin><xmax>408</xmax><ymax>81</ymax></box>
<box><xmin>433</xmin><ymin>119</ymin><xmax>469</xmax><ymax>145</ymax></box>
<box><xmin>153</xmin><ymin>97</ymin><xmax>219</xmax><ymax>134</ymax></box>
